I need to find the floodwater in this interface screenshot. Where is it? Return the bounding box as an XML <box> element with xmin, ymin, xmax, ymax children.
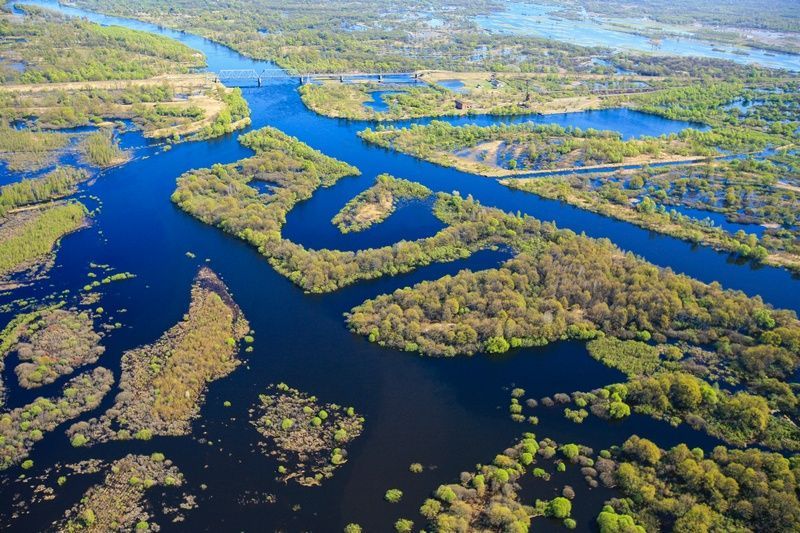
<box><xmin>477</xmin><ymin>2</ymin><xmax>800</xmax><ymax>72</ymax></box>
<box><xmin>0</xmin><ymin>2</ymin><xmax>795</xmax><ymax>531</ymax></box>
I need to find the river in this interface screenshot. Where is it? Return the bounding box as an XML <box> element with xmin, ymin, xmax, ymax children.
<box><xmin>0</xmin><ymin>2</ymin><xmax>794</xmax><ymax>531</ymax></box>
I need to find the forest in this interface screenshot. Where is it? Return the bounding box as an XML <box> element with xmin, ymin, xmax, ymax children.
<box><xmin>504</xmin><ymin>156</ymin><xmax>800</xmax><ymax>271</ymax></box>
<box><xmin>0</xmin><ymin>7</ymin><xmax>251</xmax><ymax>156</ymax></box>
<box><xmin>0</xmin><ymin>0</ymin><xmax>797</xmax><ymax>530</ymax></box>
<box><xmin>0</xmin><ymin>6</ymin><xmax>203</xmax><ymax>83</ymax></box>
<box><xmin>345</xmin><ymin>193</ymin><xmax>800</xmax><ymax>448</ymax></box>
<box><xmin>0</xmin><ymin>202</ymin><xmax>87</xmax><ymax>281</ymax></box>
<box><xmin>0</xmin><ymin>123</ymin><xmax>69</xmax><ymax>172</ymax></box>
<box><xmin>175</xmin><ymin>127</ymin><xmax>534</xmax><ymax>293</ymax></box>
<box><xmin>64</xmin><ymin>0</ymin><xmax>793</xmax><ymax>81</ymax></box>
<box><xmin>607</xmin><ymin>436</ymin><xmax>800</xmax><ymax>531</ymax></box>
<box><xmin>0</xmin><ymin>166</ymin><xmax>88</xmax><ymax>216</ymax></box>
<box><xmin>79</xmin><ymin>130</ymin><xmax>130</xmax><ymax>168</ymax></box>
<box><xmin>358</xmin><ymin>117</ymin><xmax>786</xmax><ymax>177</ymax></box>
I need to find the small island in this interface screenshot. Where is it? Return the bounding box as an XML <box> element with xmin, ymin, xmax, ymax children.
<box><xmin>250</xmin><ymin>383</ymin><xmax>364</xmax><ymax>486</ymax></box>
<box><xmin>12</xmin><ymin>307</ymin><xmax>105</xmax><ymax>388</ymax></box>
<box><xmin>57</xmin><ymin>453</ymin><xmax>186</xmax><ymax>531</ymax></box>
<box><xmin>332</xmin><ymin>174</ymin><xmax>431</xmax><ymax>233</ymax></box>
<box><xmin>68</xmin><ymin>267</ymin><xmax>249</xmax><ymax>444</ymax></box>
<box><xmin>0</xmin><ymin>367</ymin><xmax>113</xmax><ymax>470</ymax></box>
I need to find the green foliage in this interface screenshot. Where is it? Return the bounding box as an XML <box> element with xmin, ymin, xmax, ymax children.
<box><xmin>4</xmin><ymin>6</ymin><xmax>203</xmax><ymax>84</ymax></box>
<box><xmin>79</xmin><ymin>130</ymin><xmax>129</xmax><ymax>167</ymax></box>
<box><xmin>70</xmin><ymin>433</ymin><xmax>88</xmax><ymax>447</ymax></box>
<box><xmin>250</xmin><ymin>383</ymin><xmax>364</xmax><ymax>486</ymax></box>
<box><xmin>0</xmin><ymin>166</ymin><xmax>88</xmax><ymax>216</ymax></box>
<box><xmin>420</xmin><ymin>498</ymin><xmax>441</xmax><ymax>519</ymax></box>
<box><xmin>358</xmin><ymin>120</ymin><xmax>732</xmax><ymax>176</ymax></box>
<box><xmin>547</xmin><ymin>497</ymin><xmax>572</xmax><ymax>519</ymax></box>
<box><xmin>586</xmin><ymin>337</ymin><xmax>663</xmax><ymax>377</ymax></box>
<box><xmin>0</xmin><ymin>203</ymin><xmax>86</xmax><ymax>279</ymax></box>
<box><xmin>560</xmin><ymin>444</ymin><xmax>580</xmax><ymax>460</ymax></box>
<box><xmin>612</xmin><ymin>437</ymin><xmax>800</xmax><ymax>532</ymax></box>
<box><xmin>394</xmin><ymin>518</ymin><xmax>413</xmax><ymax>532</ymax></box>
<box><xmin>0</xmin><ymin>123</ymin><xmax>69</xmax><ymax>172</ymax></box>
<box><xmin>384</xmin><ymin>488</ymin><xmax>403</xmax><ymax>503</ymax></box>
<box><xmin>506</xmin><ymin>155</ymin><xmax>800</xmax><ymax>270</ymax></box>
<box><xmin>58</xmin><ymin>0</ymin><xmax>619</xmax><ymax>76</ymax></box>
<box><xmin>485</xmin><ymin>336</ymin><xmax>511</xmax><ymax>354</ymax></box>
<box><xmin>332</xmin><ymin>173</ymin><xmax>430</xmax><ymax>233</ymax></box>
<box><xmin>597</xmin><ymin>506</ymin><xmax>645</xmax><ymax>533</ymax></box>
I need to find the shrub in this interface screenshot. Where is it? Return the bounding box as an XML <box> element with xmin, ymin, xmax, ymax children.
<box><xmin>385</xmin><ymin>488</ymin><xmax>403</xmax><ymax>503</ymax></box>
<box><xmin>70</xmin><ymin>433</ymin><xmax>88</xmax><ymax>447</ymax></box>
<box><xmin>394</xmin><ymin>518</ymin><xmax>413</xmax><ymax>532</ymax></box>
<box><xmin>547</xmin><ymin>497</ymin><xmax>572</xmax><ymax>519</ymax></box>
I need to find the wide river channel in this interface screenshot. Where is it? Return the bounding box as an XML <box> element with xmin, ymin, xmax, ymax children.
<box><xmin>2</xmin><ymin>2</ymin><xmax>798</xmax><ymax>531</ymax></box>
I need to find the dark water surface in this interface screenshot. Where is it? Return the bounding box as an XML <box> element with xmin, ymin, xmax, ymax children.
<box><xmin>1</xmin><ymin>3</ymin><xmax>796</xmax><ymax>531</ymax></box>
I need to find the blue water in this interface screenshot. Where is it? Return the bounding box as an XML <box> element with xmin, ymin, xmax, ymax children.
<box><xmin>477</xmin><ymin>2</ymin><xmax>800</xmax><ymax>72</ymax></box>
<box><xmin>667</xmin><ymin>204</ymin><xmax>767</xmax><ymax>237</ymax></box>
<box><xmin>436</xmin><ymin>79</ymin><xmax>468</xmax><ymax>93</ymax></box>
<box><xmin>1</xmin><ymin>3</ymin><xmax>798</xmax><ymax>532</ymax></box>
<box><xmin>362</xmin><ymin>90</ymin><xmax>401</xmax><ymax>113</ymax></box>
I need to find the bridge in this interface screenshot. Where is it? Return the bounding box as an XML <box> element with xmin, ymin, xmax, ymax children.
<box><xmin>214</xmin><ymin>69</ymin><xmax>421</xmax><ymax>87</ymax></box>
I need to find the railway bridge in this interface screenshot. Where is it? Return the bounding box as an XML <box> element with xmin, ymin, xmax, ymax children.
<box><xmin>214</xmin><ymin>69</ymin><xmax>421</xmax><ymax>86</ymax></box>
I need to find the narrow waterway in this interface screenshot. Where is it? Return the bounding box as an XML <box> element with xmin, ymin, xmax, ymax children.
<box><xmin>0</xmin><ymin>3</ymin><xmax>795</xmax><ymax>531</ymax></box>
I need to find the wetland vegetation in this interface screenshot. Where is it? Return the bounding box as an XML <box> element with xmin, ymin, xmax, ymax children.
<box><xmin>0</xmin><ymin>202</ymin><xmax>87</xmax><ymax>284</ymax></box>
<box><xmin>0</xmin><ymin>6</ymin><xmax>203</xmax><ymax>83</ymax></box>
<box><xmin>418</xmin><ymin>432</ymin><xmax>603</xmax><ymax>530</ymax></box>
<box><xmin>0</xmin><ymin>166</ymin><xmax>88</xmax><ymax>216</ymax></box>
<box><xmin>0</xmin><ymin>367</ymin><xmax>113</xmax><ymax>470</ymax></box>
<box><xmin>0</xmin><ymin>0</ymin><xmax>798</xmax><ymax>531</ymax></box>
<box><xmin>504</xmin><ymin>156</ymin><xmax>800</xmax><ymax>271</ymax></box>
<box><xmin>68</xmin><ymin>267</ymin><xmax>249</xmax><ymax>444</ymax></box>
<box><xmin>11</xmin><ymin>308</ymin><xmax>104</xmax><ymax>388</ymax></box>
<box><xmin>57</xmin><ymin>453</ymin><xmax>187</xmax><ymax>531</ymax></box>
<box><xmin>359</xmin><ymin>121</ymin><xmax>729</xmax><ymax>176</ymax></box>
<box><xmin>0</xmin><ymin>4</ymin><xmax>250</xmax><ymax>173</ymax></box>
<box><xmin>250</xmin><ymin>383</ymin><xmax>365</xmax><ymax>486</ymax></box>
<box><xmin>332</xmin><ymin>174</ymin><xmax>431</xmax><ymax>233</ymax></box>
<box><xmin>607</xmin><ymin>436</ymin><xmax>800</xmax><ymax>532</ymax></box>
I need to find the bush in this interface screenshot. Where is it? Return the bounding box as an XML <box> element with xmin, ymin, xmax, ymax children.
<box><xmin>485</xmin><ymin>336</ymin><xmax>510</xmax><ymax>354</ymax></box>
<box><xmin>385</xmin><ymin>488</ymin><xmax>403</xmax><ymax>503</ymax></box>
<box><xmin>70</xmin><ymin>433</ymin><xmax>88</xmax><ymax>447</ymax></box>
<box><xmin>394</xmin><ymin>518</ymin><xmax>413</xmax><ymax>532</ymax></box>
<box><xmin>547</xmin><ymin>497</ymin><xmax>572</xmax><ymax>519</ymax></box>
